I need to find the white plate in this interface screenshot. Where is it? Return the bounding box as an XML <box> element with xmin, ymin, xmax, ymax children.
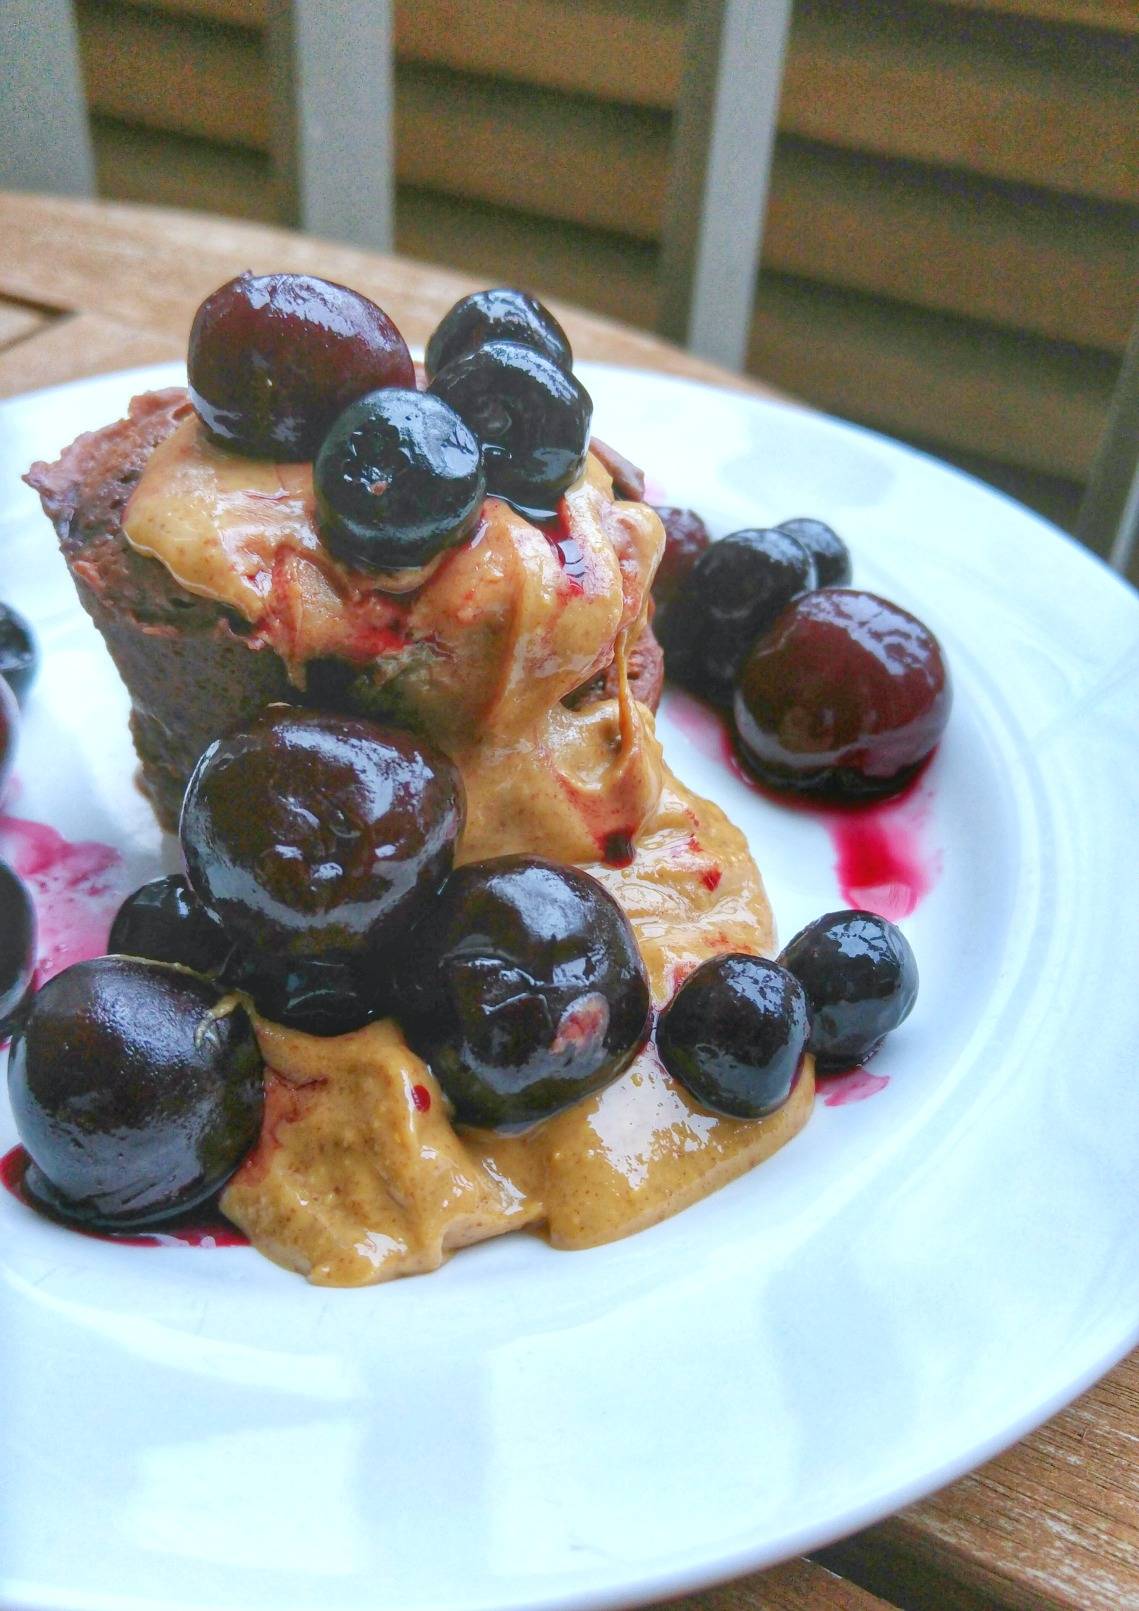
<box><xmin>2</xmin><ymin>363</ymin><xmax>1138</xmax><ymax>1611</ymax></box>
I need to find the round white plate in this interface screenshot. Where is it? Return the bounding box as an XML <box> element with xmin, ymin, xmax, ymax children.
<box><xmin>2</xmin><ymin>363</ymin><xmax>1138</xmax><ymax>1611</ymax></box>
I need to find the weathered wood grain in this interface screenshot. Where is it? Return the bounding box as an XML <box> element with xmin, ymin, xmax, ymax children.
<box><xmin>664</xmin><ymin>1557</ymin><xmax>900</xmax><ymax>1610</ymax></box>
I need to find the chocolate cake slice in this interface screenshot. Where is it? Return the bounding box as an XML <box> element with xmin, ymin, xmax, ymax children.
<box><xmin>27</xmin><ymin>390</ymin><xmax>663</xmax><ymax>834</ymax></box>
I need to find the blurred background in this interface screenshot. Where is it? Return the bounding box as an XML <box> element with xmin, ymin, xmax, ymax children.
<box><xmin>21</xmin><ymin>0</ymin><xmax>1139</xmax><ymax>533</ymax></box>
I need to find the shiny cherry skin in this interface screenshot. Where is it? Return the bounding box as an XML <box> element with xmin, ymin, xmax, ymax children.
<box><xmin>776</xmin><ymin>518</ymin><xmax>852</xmax><ymax>587</ymax></box>
<box><xmin>650</xmin><ymin>506</ymin><xmax>711</xmax><ymax>617</ymax></box>
<box><xmin>314</xmin><ymin>389</ymin><xmax>485</xmax><ymax>572</ymax></box>
<box><xmin>425</xmin><ymin>287</ymin><xmax>572</xmax><ymax>381</ymax></box>
<box><xmin>0</xmin><ymin>674</ymin><xmax>15</xmax><ymax>798</ymax></box>
<box><xmin>188</xmin><ymin>272</ymin><xmax>415</xmax><ymax>458</ymax></box>
<box><xmin>657</xmin><ymin>953</ymin><xmax>809</xmax><ymax>1119</ymax></box>
<box><xmin>181</xmin><ymin>707</ymin><xmax>464</xmax><ymax>963</ymax></box>
<box><xmin>0</xmin><ymin>859</ymin><xmax>36</xmax><ymax>1035</ymax></box>
<box><xmin>429</xmin><ymin>340</ymin><xmax>592</xmax><ymax>516</ymax></box>
<box><xmin>657</xmin><ymin>527</ymin><xmax>817</xmax><ymax>705</ymax></box>
<box><xmin>234</xmin><ymin>954</ymin><xmax>389</xmax><ymax>1037</ymax></box>
<box><xmin>109</xmin><ymin>873</ymin><xmax>233</xmax><ymax>977</ymax></box>
<box><xmin>7</xmin><ymin>956</ymin><xmax>263</xmax><ymax>1230</ymax></box>
<box><xmin>0</xmin><ymin>603</ymin><xmax>38</xmax><ymax>706</ymax></box>
<box><xmin>396</xmin><ymin>855</ymin><xmax>650</xmax><ymax>1128</ymax></box>
<box><xmin>734</xmin><ymin>588</ymin><xmax>951</xmax><ymax>801</ymax></box>
<box><xmin>779</xmin><ymin>909</ymin><xmax>918</xmax><ymax>1072</ymax></box>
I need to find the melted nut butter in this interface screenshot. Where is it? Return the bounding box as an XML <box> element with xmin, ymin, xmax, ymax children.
<box><xmin>126</xmin><ymin>413</ymin><xmax>814</xmax><ymax>1283</ymax></box>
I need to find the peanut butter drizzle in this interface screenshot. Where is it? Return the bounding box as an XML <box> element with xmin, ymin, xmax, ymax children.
<box><xmin>124</xmin><ymin>415</ymin><xmax>814</xmax><ymax>1284</ymax></box>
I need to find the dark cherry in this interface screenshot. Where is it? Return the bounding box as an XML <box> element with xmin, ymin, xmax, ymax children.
<box><xmin>187</xmin><ymin>271</ymin><xmax>415</xmax><ymax>459</ymax></box>
<box><xmin>109</xmin><ymin>873</ymin><xmax>233</xmax><ymax>976</ymax></box>
<box><xmin>657</xmin><ymin>527</ymin><xmax>817</xmax><ymax>706</ymax></box>
<box><xmin>429</xmin><ymin>340</ymin><xmax>592</xmax><ymax>516</ymax></box>
<box><xmin>779</xmin><ymin>910</ymin><xmax>918</xmax><ymax>1073</ymax></box>
<box><xmin>734</xmin><ymin>588</ymin><xmax>951</xmax><ymax>801</ymax></box>
<box><xmin>0</xmin><ymin>602</ymin><xmax>38</xmax><ymax>706</ymax></box>
<box><xmin>7</xmin><ymin>956</ymin><xmax>263</xmax><ymax>1230</ymax></box>
<box><xmin>657</xmin><ymin>953</ymin><xmax>809</xmax><ymax>1119</ymax></box>
<box><xmin>776</xmin><ymin>518</ymin><xmax>852</xmax><ymax>587</ymax></box>
<box><xmin>235</xmin><ymin>954</ymin><xmax>388</xmax><ymax>1037</ymax></box>
<box><xmin>0</xmin><ymin>674</ymin><xmax>15</xmax><ymax>797</ymax></box>
<box><xmin>395</xmin><ymin>855</ymin><xmax>650</xmax><ymax>1128</ymax></box>
<box><xmin>181</xmin><ymin>706</ymin><xmax>464</xmax><ymax>963</ymax></box>
<box><xmin>314</xmin><ymin>388</ymin><xmax>485</xmax><ymax>572</ymax></box>
<box><xmin>425</xmin><ymin>287</ymin><xmax>572</xmax><ymax>381</ymax></box>
<box><xmin>650</xmin><ymin>506</ymin><xmax>711</xmax><ymax>616</ymax></box>
<box><xmin>0</xmin><ymin>859</ymin><xmax>36</xmax><ymax>1034</ymax></box>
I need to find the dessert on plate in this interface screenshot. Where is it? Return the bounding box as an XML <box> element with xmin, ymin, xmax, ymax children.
<box><xmin>9</xmin><ymin>278</ymin><xmax>938</xmax><ymax>1285</ymax></box>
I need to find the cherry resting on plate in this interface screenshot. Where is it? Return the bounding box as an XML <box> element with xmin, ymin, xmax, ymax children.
<box><xmin>650</xmin><ymin>507</ymin><xmax>711</xmax><ymax>619</ymax></box>
<box><xmin>0</xmin><ymin>859</ymin><xmax>36</xmax><ymax>1034</ymax></box>
<box><xmin>734</xmin><ymin>588</ymin><xmax>951</xmax><ymax>801</ymax></box>
<box><xmin>188</xmin><ymin>272</ymin><xmax>415</xmax><ymax>458</ymax></box>
<box><xmin>657</xmin><ymin>954</ymin><xmax>809</xmax><ymax>1119</ymax></box>
<box><xmin>180</xmin><ymin>707</ymin><xmax>465</xmax><ymax>965</ymax></box>
<box><xmin>314</xmin><ymin>389</ymin><xmax>485</xmax><ymax>572</ymax></box>
<box><xmin>109</xmin><ymin>873</ymin><xmax>233</xmax><ymax>977</ymax></box>
<box><xmin>779</xmin><ymin>910</ymin><xmax>918</xmax><ymax>1072</ymax></box>
<box><xmin>7</xmin><ymin>956</ymin><xmax>263</xmax><ymax>1230</ymax></box>
<box><xmin>658</xmin><ymin>527</ymin><xmax>817</xmax><ymax>706</ymax></box>
<box><xmin>425</xmin><ymin>288</ymin><xmax>572</xmax><ymax>381</ymax></box>
<box><xmin>429</xmin><ymin>340</ymin><xmax>592</xmax><ymax>516</ymax></box>
<box><xmin>0</xmin><ymin>602</ymin><xmax>38</xmax><ymax>706</ymax></box>
<box><xmin>395</xmin><ymin>856</ymin><xmax>651</xmax><ymax>1128</ymax></box>
<box><xmin>775</xmin><ymin>518</ymin><xmax>852</xmax><ymax>588</ymax></box>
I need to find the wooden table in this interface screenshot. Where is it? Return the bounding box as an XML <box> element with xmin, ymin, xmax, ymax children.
<box><xmin>2</xmin><ymin>191</ymin><xmax>1137</xmax><ymax>1611</ymax></box>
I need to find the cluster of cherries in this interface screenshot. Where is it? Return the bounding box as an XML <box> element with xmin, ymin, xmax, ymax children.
<box><xmin>652</xmin><ymin>506</ymin><xmax>952</xmax><ymax>802</ymax></box>
<box><xmin>642</xmin><ymin>504</ymin><xmax>943</xmax><ymax>1115</ymax></box>
<box><xmin>1</xmin><ymin>273</ymin><xmax>931</xmax><ymax>1241</ymax></box>
<box><xmin>189</xmin><ymin>274</ymin><xmax>593</xmax><ymax>565</ymax></box>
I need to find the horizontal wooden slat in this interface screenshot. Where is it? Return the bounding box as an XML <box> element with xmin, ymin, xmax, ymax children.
<box><xmin>396</xmin><ymin>186</ymin><xmax>658</xmax><ymax>329</ymax></box>
<box><xmin>748</xmin><ymin>273</ymin><xmax>1115</xmax><ymax>480</ymax></box>
<box><xmin>952</xmin><ymin>0</ymin><xmax>1139</xmax><ymax>33</ymax></box>
<box><xmin>819</xmin><ymin>1355</ymin><xmax>1139</xmax><ymax>1611</ymax></box>
<box><xmin>84</xmin><ymin>0</ymin><xmax>1139</xmax><ymax>207</ymax></box>
<box><xmin>0</xmin><ymin>311</ymin><xmax>181</xmax><ymax>399</ymax></box>
<box><xmin>117</xmin><ymin>0</ymin><xmax>264</xmax><ymax>22</ymax></box>
<box><xmin>396</xmin><ymin>66</ymin><xmax>668</xmax><ymax>241</ymax></box>
<box><xmin>783</xmin><ymin>0</ymin><xmax>1138</xmax><ymax>205</ymax></box>
<box><xmin>115</xmin><ymin>0</ymin><xmax>685</xmax><ymax>105</ymax></box>
<box><xmin>92</xmin><ymin>118</ymin><xmax>279</xmax><ymax>223</ymax></box>
<box><xmin>77</xmin><ymin>1</ymin><xmax>268</xmax><ymax>148</ymax></box>
<box><xmin>766</xmin><ymin>141</ymin><xmax>1136</xmax><ymax>353</ymax></box>
<box><xmin>664</xmin><ymin>1556</ymin><xmax>899</xmax><ymax>1610</ymax></box>
<box><xmin>396</xmin><ymin>0</ymin><xmax>683</xmax><ymax>111</ymax></box>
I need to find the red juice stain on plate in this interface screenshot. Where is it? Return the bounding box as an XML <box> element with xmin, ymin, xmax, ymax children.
<box><xmin>663</xmin><ymin>690</ymin><xmax>940</xmax><ymax>919</ymax></box>
<box><xmin>0</xmin><ymin>1145</ymin><xmax>248</xmax><ymax>1248</ymax></box>
<box><xmin>823</xmin><ymin>788</ymin><xmax>936</xmax><ymax>922</ymax></box>
<box><xmin>0</xmin><ymin>814</ymin><xmax>133</xmax><ymax>987</ymax></box>
<box><xmin>817</xmin><ymin>1068</ymin><xmax>890</xmax><ymax>1107</ymax></box>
